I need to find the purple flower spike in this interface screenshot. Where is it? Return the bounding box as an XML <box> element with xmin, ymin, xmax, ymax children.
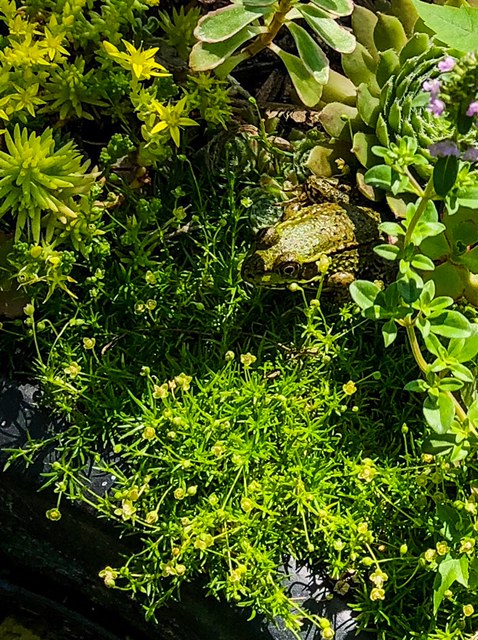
<box><xmin>429</xmin><ymin>140</ymin><xmax>460</xmax><ymax>158</ymax></box>
<box><xmin>438</xmin><ymin>56</ymin><xmax>455</xmax><ymax>72</ymax></box>
<box><xmin>422</xmin><ymin>79</ymin><xmax>441</xmax><ymax>97</ymax></box>
<box><xmin>427</xmin><ymin>98</ymin><xmax>445</xmax><ymax>117</ymax></box>
<box><xmin>466</xmin><ymin>101</ymin><xmax>478</xmax><ymax>117</ymax></box>
<box><xmin>463</xmin><ymin>147</ymin><xmax>478</xmax><ymax>162</ymax></box>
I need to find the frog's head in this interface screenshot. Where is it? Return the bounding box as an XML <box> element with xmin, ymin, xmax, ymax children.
<box><xmin>242</xmin><ymin>208</ymin><xmax>352</xmax><ymax>287</ymax></box>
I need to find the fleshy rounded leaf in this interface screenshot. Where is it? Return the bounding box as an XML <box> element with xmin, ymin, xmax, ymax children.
<box><xmin>194</xmin><ymin>5</ymin><xmax>262</xmax><ymax>43</ymax></box>
<box><xmin>276</xmin><ymin>49</ymin><xmax>323</xmax><ymax>107</ymax></box>
<box><xmin>287</xmin><ymin>22</ymin><xmax>329</xmax><ymax>84</ymax></box>
<box><xmin>298</xmin><ymin>4</ymin><xmax>356</xmax><ymax>53</ymax></box>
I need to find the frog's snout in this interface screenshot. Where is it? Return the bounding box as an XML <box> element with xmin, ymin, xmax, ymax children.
<box><xmin>241</xmin><ymin>253</ymin><xmax>265</xmax><ymax>283</ymax></box>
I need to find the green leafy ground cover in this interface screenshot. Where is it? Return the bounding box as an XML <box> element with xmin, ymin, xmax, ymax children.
<box><xmin>3</xmin><ymin>162</ymin><xmax>478</xmax><ymax>639</ymax></box>
<box><xmin>0</xmin><ymin>1</ymin><xmax>478</xmax><ymax>639</ymax></box>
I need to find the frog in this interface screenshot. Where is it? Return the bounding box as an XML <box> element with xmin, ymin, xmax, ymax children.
<box><xmin>241</xmin><ymin>176</ymin><xmax>388</xmax><ymax>291</ymax></box>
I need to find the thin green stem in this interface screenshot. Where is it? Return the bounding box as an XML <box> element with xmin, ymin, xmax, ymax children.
<box><xmin>404</xmin><ymin>322</ymin><xmax>429</xmax><ymax>374</ymax></box>
<box><xmin>404</xmin><ymin>321</ymin><xmax>467</xmax><ymax>423</ymax></box>
<box><xmin>403</xmin><ymin>178</ymin><xmax>435</xmax><ymax>248</ymax></box>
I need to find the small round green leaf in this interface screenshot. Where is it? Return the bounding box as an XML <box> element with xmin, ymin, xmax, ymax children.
<box><xmin>349</xmin><ymin>279</ymin><xmax>381</xmax><ymax>309</ymax></box>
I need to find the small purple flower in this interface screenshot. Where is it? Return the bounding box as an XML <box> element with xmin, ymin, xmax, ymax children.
<box><xmin>438</xmin><ymin>56</ymin><xmax>455</xmax><ymax>72</ymax></box>
<box><xmin>429</xmin><ymin>140</ymin><xmax>460</xmax><ymax>158</ymax></box>
<box><xmin>422</xmin><ymin>79</ymin><xmax>441</xmax><ymax>97</ymax></box>
<box><xmin>466</xmin><ymin>101</ymin><xmax>478</xmax><ymax>117</ymax></box>
<box><xmin>427</xmin><ymin>98</ymin><xmax>445</xmax><ymax>117</ymax></box>
<box><xmin>463</xmin><ymin>146</ymin><xmax>478</xmax><ymax>162</ymax></box>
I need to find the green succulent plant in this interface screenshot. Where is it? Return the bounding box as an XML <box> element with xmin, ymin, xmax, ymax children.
<box><xmin>189</xmin><ymin>0</ymin><xmax>356</xmax><ymax>107</ymax></box>
<box><xmin>0</xmin><ymin>124</ymin><xmax>97</xmax><ymax>243</ymax></box>
<box><xmin>310</xmin><ymin>0</ymin><xmax>478</xmax><ymax>304</ymax></box>
<box><xmin>312</xmin><ymin>1</ymin><xmax>478</xmax><ymax>198</ymax></box>
<box><xmin>158</xmin><ymin>6</ymin><xmax>202</xmax><ymax>61</ymax></box>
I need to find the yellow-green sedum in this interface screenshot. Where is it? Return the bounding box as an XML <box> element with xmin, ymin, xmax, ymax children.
<box><xmin>0</xmin><ymin>124</ymin><xmax>96</xmax><ymax>243</ymax></box>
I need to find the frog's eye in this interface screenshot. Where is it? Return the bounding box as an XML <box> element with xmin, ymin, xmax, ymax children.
<box><xmin>279</xmin><ymin>261</ymin><xmax>301</xmax><ymax>278</ymax></box>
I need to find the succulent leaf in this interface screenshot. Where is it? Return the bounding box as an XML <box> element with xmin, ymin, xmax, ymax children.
<box><xmin>275</xmin><ymin>48</ymin><xmax>323</xmax><ymax>107</ymax></box>
<box><xmin>298</xmin><ymin>4</ymin><xmax>356</xmax><ymax>53</ymax></box>
<box><xmin>356</xmin><ymin>83</ymin><xmax>380</xmax><ymax>127</ymax></box>
<box><xmin>189</xmin><ymin>25</ymin><xmax>260</xmax><ymax>71</ymax></box>
<box><xmin>375</xmin><ymin>50</ymin><xmax>400</xmax><ymax>89</ymax></box>
<box><xmin>351</xmin><ymin>6</ymin><xmax>379</xmax><ymax>60</ymax></box>
<box><xmin>373</xmin><ymin>13</ymin><xmax>408</xmax><ymax>53</ymax></box>
<box><xmin>341</xmin><ymin>42</ymin><xmax>380</xmax><ymax>94</ymax></box>
<box><xmin>320</xmin><ymin>69</ymin><xmax>357</xmax><ymax>105</ymax></box>
<box><xmin>309</xmin><ymin>0</ymin><xmax>354</xmax><ymax>18</ymax></box>
<box><xmin>390</xmin><ymin>0</ymin><xmax>419</xmax><ymax>37</ymax></box>
<box><xmin>243</xmin><ymin>0</ymin><xmax>277</xmax><ymax>6</ymax></box>
<box><xmin>286</xmin><ymin>22</ymin><xmax>329</xmax><ymax>84</ymax></box>
<box><xmin>398</xmin><ymin>32</ymin><xmax>430</xmax><ymax>64</ymax></box>
<box><xmin>194</xmin><ymin>5</ymin><xmax>263</xmax><ymax>44</ymax></box>
<box><xmin>318</xmin><ymin>102</ymin><xmax>358</xmax><ymax>139</ymax></box>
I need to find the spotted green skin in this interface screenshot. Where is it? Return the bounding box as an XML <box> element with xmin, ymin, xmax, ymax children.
<box><xmin>242</xmin><ymin>201</ymin><xmax>383</xmax><ymax>289</ymax></box>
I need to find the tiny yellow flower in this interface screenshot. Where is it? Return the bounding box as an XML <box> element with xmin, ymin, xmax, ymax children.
<box><xmin>99</xmin><ymin>566</ymin><xmax>118</xmax><ymax>587</ymax></box>
<box><xmin>142</xmin><ymin>426</ymin><xmax>156</xmax><ymax>440</ymax></box>
<box><xmin>369</xmin><ymin>568</ymin><xmax>388</xmax><ymax>587</ymax></box>
<box><xmin>83</xmin><ymin>337</ymin><xmax>96</xmax><ymax>349</ymax></box>
<box><xmin>174</xmin><ymin>372</ymin><xmax>192</xmax><ymax>391</ymax></box>
<box><xmin>463</xmin><ymin>604</ymin><xmax>474</xmax><ymax>617</ymax></box>
<box><xmin>322</xmin><ymin>629</ymin><xmax>334</xmax><ymax>640</ymax></box>
<box><xmin>46</xmin><ymin>508</ymin><xmax>61</xmax><ymax>521</ymax></box>
<box><xmin>211</xmin><ymin>442</ymin><xmax>225</xmax><ymax>457</ymax></box>
<box><xmin>370</xmin><ymin>587</ymin><xmax>385</xmax><ymax>601</ymax></box>
<box><xmin>174</xmin><ymin>488</ymin><xmax>185</xmax><ymax>500</ymax></box>
<box><xmin>333</xmin><ymin>539</ymin><xmax>345</xmax><ymax>551</ymax></box>
<box><xmin>103</xmin><ymin>40</ymin><xmax>170</xmax><ymax>81</ymax></box>
<box><xmin>153</xmin><ymin>383</ymin><xmax>169</xmax><ymax>399</ymax></box>
<box><xmin>194</xmin><ymin>533</ymin><xmax>214</xmax><ymax>551</ymax></box>
<box><xmin>30</xmin><ymin>245</ymin><xmax>42</xmax><ymax>258</ymax></box>
<box><xmin>358</xmin><ymin>459</ymin><xmax>378</xmax><ymax>482</ymax></box>
<box><xmin>225</xmin><ymin>350</ymin><xmax>235</xmax><ymax>361</ymax></box>
<box><xmin>146</xmin><ymin>299</ymin><xmax>157</xmax><ymax>310</ymax></box>
<box><xmin>150</xmin><ymin>96</ymin><xmax>199</xmax><ymax>147</ymax></box>
<box><xmin>459</xmin><ymin>537</ymin><xmax>475</xmax><ymax>554</ymax></box>
<box><xmin>436</xmin><ymin>541</ymin><xmax>449</xmax><ymax>556</ymax></box>
<box><xmin>240</xmin><ymin>352</ymin><xmax>257</xmax><ymax>368</ymax></box>
<box><xmin>357</xmin><ymin>522</ymin><xmax>369</xmax><ymax>535</ymax></box>
<box><xmin>342</xmin><ymin>380</ymin><xmax>357</xmax><ymax>395</ymax></box>
<box><xmin>424</xmin><ymin>548</ymin><xmax>437</xmax><ymax>562</ymax></box>
<box><xmin>145</xmin><ymin>510</ymin><xmax>159</xmax><ymax>524</ymax></box>
<box><xmin>241</xmin><ymin>497</ymin><xmax>254</xmax><ymax>512</ymax></box>
<box><xmin>64</xmin><ymin>362</ymin><xmax>81</xmax><ymax>378</ymax></box>
<box><xmin>421</xmin><ymin>453</ymin><xmax>434</xmax><ymax>463</ymax></box>
<box><xmin>145</xmin><ymin>270</ymin><xmax>157</xmax><ymax>284</ymax></box>
<box><xmin>114</xmin><ymin>499</ymin><xmax>136</xmax><ymax>521</ymax></box>
<box><xmin>229</xmin><ymin>565</ymin><xmax>247</xmax><ymax>582</ymax></box>
<box><xmin>41</xmin><ymin>26</ymin><xmax>69</xmax><ymax>61</ymax></box>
